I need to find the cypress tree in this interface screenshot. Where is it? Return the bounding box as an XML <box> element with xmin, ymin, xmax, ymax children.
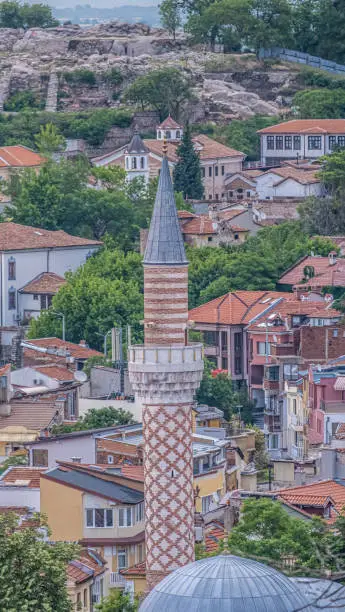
<box><xmin>173</xmin><ymin>123</ymin><xmax>204</xmax><ymax>199</ymax></box>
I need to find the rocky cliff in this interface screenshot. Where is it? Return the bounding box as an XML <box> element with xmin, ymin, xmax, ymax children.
<box><xmin>0</xmin><ymin>22</ymin><xmax>304</xmax><ymax>120</ymax></box>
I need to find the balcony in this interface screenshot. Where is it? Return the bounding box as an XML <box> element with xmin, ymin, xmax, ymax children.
<box><xmin>290</xmin><ymin>413</ymin><xmax>304</xmax><ymax>429</ymax></box>
<box><xmin>291</xmin><ymin>444</ymin><xmax>305</xmax><ymax>460</ymax></box>
<box><xmin>320</xmin><ymin>400</ymin><xmax>345</xmax><ymax>414</ymax></box>
<box><xmin>109</xmin><ymin>572</ymin><xmax>127</xmax><ymax>588</ymax></box>
<box><xmin>263</xmin><ymin>379</ymin><xmax>280</xmax><ymax>391</ymax></box>
<box><xmin>271</xmin><ymin>343</ymin><xmax>296</xmax><ymax>357</ymax></box>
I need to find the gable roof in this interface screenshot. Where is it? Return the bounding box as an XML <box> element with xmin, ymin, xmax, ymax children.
<box><xmin>0</xmin><ymin>223</ymin><xmax>102</xmax><ymax>252</ymax></box>
<box><xmin>0</xmin><ymin>400</ymin><xmax>62</xmax><ymax>433</ymax></box>
<box><xmin>67</xmin><ymin>550</ymin><xmax>106</xmax><ymax>584</ymax></box>
<box><xmin>19</xmin><ymin>272</ymin><xmax>66</xmax><ymax>295</ymax></box>
<box><xmin>278</xmin><ymin>479</ymin><xmax>345</xmax><ymax>515</ymax></box>
<box><xmin>42</xmin><ymin>464</ymin><xmax>144</xmax><ymax>504</ymax></box>
<box><xmin>0</xmin><ymin>145</ymin><xmax>45</xmax><ymax>168</ymax></box>
<box><xmin>258</xmin><ymin>119</ymin><xmax>345</xmax><ymax>135</ymax></box>
<box><xmin>24</xmin><ymin>337</ymin><xmax>102</xmax><ymax>360</ymax></box>
<box><xmin>262</xmin><ymin>167</ymin><xmax>320</xmax><ymax>185</ymax></box>
<box><xmin>0</xmin><ymin>466</ymin><xmax>46</xmax><ymax>488</ymax></box>
<box><xmin>188</xmin><ymin>291</ymin><xmax>292</xmax><ymax>325</ymax></box>
<box><xmin>279</xmin><ymin>256</ymin><xmax>340</xmax><ymax>286</ymax></box>
<box><xmin>34</xmin><ymin>365</ymin><xmax>75</xmax><ymax>382</ymax></box>
<box><xmin>181</xmin><ymin>216</ymin><xmax>217</xmax><ymax>235</ymax></box>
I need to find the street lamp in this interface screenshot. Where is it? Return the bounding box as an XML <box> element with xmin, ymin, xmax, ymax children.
<box><xmin>52</xmin><ymin>311</ymin><xmax>65</xmax><ymax>341</ymax></box>
<box><xmin>96</xmin><ymin>329</ymin><xmax>112</xmax><ymax>357</ymax></box>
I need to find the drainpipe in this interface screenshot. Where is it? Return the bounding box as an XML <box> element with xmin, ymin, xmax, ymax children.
<box><xmin>325</xmin><ymin>327</ymin><xmax>328</xmax><ymax>362</ymax></box>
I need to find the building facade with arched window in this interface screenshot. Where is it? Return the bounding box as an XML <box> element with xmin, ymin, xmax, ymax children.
<box><xmin>156</xmin><ymin>116</ymin><xmax>183</xmax><ymax>142</ymax></box>
<box><xmin>124</xmin><ymin>133</ymin><xmax>149</xmax><ymax>184</ymax></box>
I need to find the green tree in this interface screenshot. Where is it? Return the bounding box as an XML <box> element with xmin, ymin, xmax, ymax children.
<box><xmin>0</xmin><ymin>452</ymin><xmax>27</xmax><ymax>475</ymax></box>
<box><xmin>3</xmin><ymin>91</ymin><xmax>43</xmax><ymax>113</ymax></box>
<box><xmin>124</xmin><ymin>68</ymin><xmax>194</xmax><ymax>121</ymax></box>
<box><xmin>249</xmin><ymin>0</ymin><xmax>293</xmax><ymax>52</ymax></box>
<box><xmin>35</xmin><ymin>123</ymin><xmax>66</xmax><ymax>156</ymax></box>
<box><xmin>315</xmin><ymin>0</ymin><xmax>345</xmax><ymax>64</ymax></box>
<box><xmin>293</xmin><ymin>88</ymin><xmax>345</xmax><ymax>119</ymax></box>
<box><xmin>20</xmin><ymin>3</ymin><xmax>58</xmax><ymax>28</ymax></box>
<box><xmin>51</xmin><ymin>406</ymin><xmax>136</xmax><ymax>435</ymax></box>
<box><xmin>292</xmin><ymin>0</ymin><xmax>321</xmax><ymax>54</ymax></box>
<box><xmin>173</xmin><ymin>123</ymin><xmax>204</xmax><ymax>199</ymax></box>
<box><xmin>0</xmin><ymin>512</ymin><xmax>78</xmax><ymax>612</ymax></box>
<box><xmin>27</xmin><ymin>247</ymin><xmax>144</xmax><ymax>350</ymax></box>
<box><xmin>0</xmin><ymin>1</ymin><xmax>22</xmax><ymax>27</ymax></box>
<box><xmin>96</xmin><ymin>590</ymin><xmax>138</xmax><ymax>612</ymax></box>
<box><xmin>159</xmin><ymin>0</ymin><xmax>181</xmax><ymax>39</ymax></box>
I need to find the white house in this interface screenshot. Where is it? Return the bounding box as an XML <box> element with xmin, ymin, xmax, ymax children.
<box><xmin>255</xmin><ymin>166</ymin><xmax>322</xmax><ymax>200</ymax></box>
<box><xmin>10</xmin><ymin>365</ymin><xmax>75</xmax><ymax>390</ymax></box>
<box><xmin>0</xmin><ymin>223</ymin><xmax>102</xmax><ymax>326</ymax></box>
<box><xmin>258</xmin><ymin>119</ymin><xmax>345</xmax><ymax>166</ymax></box>
<box><xmin>0</xmin><ymin>466</ymin><xmax>44</xmax><ymax>511</ymax></box>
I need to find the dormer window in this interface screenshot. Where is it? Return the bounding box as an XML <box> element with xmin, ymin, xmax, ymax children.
<box><xmin>8</xmin><ymin>257</ymin><xmax>15</xmax><ymax>281</ymax></box>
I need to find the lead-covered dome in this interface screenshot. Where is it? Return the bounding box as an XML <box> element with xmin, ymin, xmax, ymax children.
<box><xmin>139</xmin><ymin>554</ymin><xmax>314</xmax><ymax>612</ymax></box>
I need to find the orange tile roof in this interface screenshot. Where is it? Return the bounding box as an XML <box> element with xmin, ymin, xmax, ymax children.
<box><xmin>96</xmin><ymin>438</ymin><xmax>140</xmax><ymax>457</ymax></box>
<box><xmin>279</xmin><ymin>256</ymin><xmax>342</xmax><ymax>286</ymax></box>
<box><xmin>157</xmin><ymin>115</ymin><xmax>181</xmax><ymax>129</ymax></box>
<box><xmin>0</xmin><ymin>145</ymin><xmax>45</xmax><ymax>168</ymax></box>
<box><xmin>143</xmin><ymin>139</ymin><xmax>178</xmax><ymax>162</ymax></box>
<box><xmin>246</xmin><ymin>299</ymin><xmax>341</xmax><ymax>331</ymax></box>
<box><xmin>121</xmin><ymin>561</ymin><xmax>146</xmax><ymax>576</ymax></box>
<box><xmin>189</xmin><ymin>291</ymin><xmax>292</xmax><ymax>326</ymax></box>
<box><xmin>67</xmin><ymin>550</ymin><xmax>106</xmax><ymax>584</ymax></box>
<box><xmin>278</xmin><ymin>494</ymin><xmax>334</xmax><ymax>507</ymax></box>
<box><xmin>0</xmin><ymin>467</ymin><xmax>45</xmax><ymax>488</ymax></box>
<box><xmin>205</xmin><ymin>521</ymin><xmax>224</xmax><ymax>553</ymax></box>
<box><xmin>19</xmin><ymin>272</ymin><xmax>66</xmax><ymax>295</ymax></box>
<box><xmin>258</xmin><ymin>119</ymin><xmax>345</xmax><ymax>135</ymax></box>
<box><xmin>182</xmin><ymin>216</ymin><xmax>217</xmax><ymax>235</ymax></box>
<box><xmin>230</xmin><ymin>224</ymin><xmax>250</xmax><ymax>232</ymax></box>
<box><xmin>0</xmin><ymin>400</ymin><xmax>63</xmax><ymax>432</ymax></box>
<box><xmin>296</xmin><ymin>264</ymin><xmax>345</xmax><ymax>289</ymax></box>
<box><xmin>178</xmin><ymin>210</ymin><xmax>197</xmax><ymax>219</ymax></box>
<box><xmin>278</xmin><ymin>480</ymin><xmax>345</xmax><ymax>515</ymax></box>
<box><xmin>265</xmin><ymin>167</ymin><xmax>320</xmax><ymax>185</ymax></box>
<box><xmin>218</xmin><ymin>210</ymin><xmax>244</xmax><ymax>221</ymax></box>
<box><xmin>120</xmin><ymin>465</ymin><xmax>144</xmax><ymax>481</ymax></box>
<box><xmin>0</xmin><ymin>223</ymin><xmax>102</xmax><ymax>252</ymax></box>
<box><xmin>26</xmin><ymin>338</ymin><xmax>102</xmax><ymax>360</ymax></box>
<box><xmin>34</xmin><ymin>365</ymin><xmax>75</xmax><ymax>382</ymax></box>
<box><xmin>0</xmin><ymin>364</ymin><xmax>11</xmax><ymax>377</ymax></box>
<box><xmin>192</xmin><ymin>134</ymin><xmax>244</xmax><ymax>160</ymax></box>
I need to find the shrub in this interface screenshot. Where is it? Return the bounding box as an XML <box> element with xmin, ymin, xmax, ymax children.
<box><xmin>64</xmin><ymin>69</ymin><xmax>97</xmax><ymax>87</ymax></box>
<box><xmin>4</xmin><ymin>90</ymin><xmax>44</xmax><ymax>112</ymax></box>
<box><xmin>105</xmin><ymin>68</ymin><xmax>123</xmax><ymax>86</ymax></box>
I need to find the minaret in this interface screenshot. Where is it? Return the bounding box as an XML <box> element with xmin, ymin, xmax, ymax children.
<box><xmin>125</xmin><ymin>131</ymin><xmax>149</xmax><ymax>183</ymax></box>
<box><xmin>128</xmin><ymin>144</ymin><xmax>204</xmax><ymax>591</ymax></box>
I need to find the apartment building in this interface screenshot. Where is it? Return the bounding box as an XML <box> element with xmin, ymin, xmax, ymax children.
<box><xmin>258</xmin><ymin>119</ymin><xmax>345</xmax><ymax>165</ymax></box>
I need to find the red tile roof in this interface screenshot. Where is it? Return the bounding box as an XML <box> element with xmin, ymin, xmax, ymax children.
<box><xmin>182</xmin><ymin>216</ymin><xmax>217</xmax><ymax>235</ymax></box>
<box><xmin>157</xmin><ymin>115</ymin><xmax>181</xmax><ymax>129</ymax></box>
<box><xmin>279</xmin><ymin>256</ymin><xmax>343</xmax><ymax>286</ymax></box>
<box><xmin>0</xmin><ymin>145</ymin><xmax>45</xmax><ymax>168</ymax></box>
<box><xmin>278</xmin><ymin>480</ymin><xmax>345</xmax><ymax>515</ymax></box>
<box><xmin>0</xmin><ymin>466</ymin><xmax>45</xmax><ymax>488</ymax></box>
<box><xmin>265</xmin><ymin>167</ymin><xmax>320</xmax><ymax>185</ymax></box>
<box><xmin>205</xmin><ymin>521</ymin><xmax>224</xmax><ymax>553</ymax></box>
<box><xmin>178</xmin><ymin>210</ymin><xmax>197</xmax><ymax>219</ymax></box>
<box><xmin>96</xmin><ymin>438</ymin><xmax>140</xmax><ymax>457</ymax></box>
<box><xmin>34</xmin><ymin>365</ymin><xmax>75</xmax><ymax>382</ymax></box>
<box><xmin>258</xmin><ymin>119</ymin><xmax>345</xmax><ymax>135</ymax></box>
<box><xmin>296</xmin><ymin>264</ymin><xmax>345</xmax><ymax>289</ymax></box>
<box><xmin>189</xmin><ymin>291</ymin><xmax>292</xmax><ymax>326</ymax></box>
<box><xmin>192</xmin><ymin>134</ymin><xmax>244</xmax><ymax>160</ymax></box>
<box><xmin>19</xmin><ymin>272</ymin><xmax>66</xmax><ymax>295</ymax></box>
<box><xmin>67</xmin><ymin>550</ymin><xmax>106</xmax><ymax>584</ymax></box>
<box><xmin>25</xmin><ymin>338</ymin><xmax>102</xmax><ymax>360</ymax></box>
<box><xmin>0</xmin><ymin>399</ymin><xmax>63</xmax><ymax>432</ymax></box>
<box><xmin>121</xmin><ymin>561</ymin><xmax>146</xmax><ymax>576</ymax></box>
<box><xmin>0</xmin><ymin>223</ymin><xmax>102</xmax><ymax>251</ymax></box>
<box><xmin>230</xmin><ymin>224</ymin><xmax>250</xmax><ymax>232</ymax></box>
<box><xmin>120</xmin><ymin>465</ymin><xmax>144</xmax><ymax>481</ymax></box>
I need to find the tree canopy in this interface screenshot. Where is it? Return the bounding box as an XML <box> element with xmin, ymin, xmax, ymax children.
<box><xmin>159</xmin><ymin>0</ymin><xmax>182</xmax><ymax>39</ymax></box>
<box><xmin>0</xmin><ymin>1</ymin><xmax>58</xmax><ymax>28</ymax></box>
<box><xmin>51</xmin><ymin>406</ymin><xmax>136</xmax><ymax>435</ymax></box>
<box><xmin>0</xmin><ymin>512</ymin><xmax>78</xmax><ymax>612</ymax></box>
<box><xmin>173</xmin><ymin>123</ymin><xmax>204</xmax><ymax>199</ymax></box>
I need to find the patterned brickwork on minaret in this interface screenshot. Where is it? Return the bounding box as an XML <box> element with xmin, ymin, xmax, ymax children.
<box><xmin>128</xmin><ymin>151</ymin><xmax>203</xmax><ymax>591</ymax></box>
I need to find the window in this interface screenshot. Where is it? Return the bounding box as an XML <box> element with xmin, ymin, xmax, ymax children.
<box><xmin>271</xmin><ymin>434</ymin><xmax>279</xmax><ymax>449</ymax></box>
<box><xmin>208</xmin><ymin>236</ymin><xmax>213</xmax><ymax>242</ymax></box>
<box><xmin>77</xmin><ymin>593</ymin><xmax>81</xmax><ymax>607</ymax></box>
<box><xmin>176</xmin><ymin>130</ymin><xmax>180</xmax><ymax>139</ymax></box>
<box><xmin>166</xmin><ymin>130</ymin><xmax>171</xmax><ymax>139</ymax></box>
<box><xmin>317</xmin><ymin>419</ymin><xmax>322</xmax><ymax>434</ymax></box>
<box><xmin>215</xmin><ymin>166</ymin><xmax>218</xmax><ymax>176</ymax></box>
<box><xmin>135</xmin><ymin>501</ymin><xmax>144</xmax><ymax>523</ymax></box>
<box><xmin>158</xmin><ymin>130</ymin><xmax>161</xmax><ymax>139</ymax></box>
<box><xmin>84</xmin><ymin>589</ymin><xmax>88</xmax><ymax>608</ymax></box>
<box><xmin>32</xmin><ymin>448</ymin><xmax>48</xmax><ymax>467</ymax></box>
<box><xmin>215</xmin><ymin>193</ymin><xmax>219</xmax><ymax>200</ymax></box>
<box><xmin>209</xmin><ymin>194</ymin><xmax>212</xmax><ymax>200</ymax></box>
<box><xmin>208</xmin><ymin>167</ymin><xmax>212</xmax><ymax>177</ymax></box>
<box><xmin>119</xmin><ymin>507</ymin><xmax>133</xmax><ymax>527</ymax></box>
<box><xmin>202</xmin><ymin>494</ymin><xmax>213</xmax><ymax>513</ymax></box>
<box><xmin>8</xmin><ymin>257</ymin><xmax>15</xmax><ymax>281</ymax></box>
<box><xmin>117</xmin><ymin>548</ymin><xmax>127</xmax><ymax>570</ymax></box>
<box><xmin>140</xmin><ymin>156</ymin><xmax>145</xmax><ymax>169</ymax></box>
<box><xmin>125</xmin><ymin>157</ymin><xmax>129</xmax><ymax>169</ymax></box>
<box><xmin>285</xmin><ymin>135</ymin><xmax>292</xmax><ymax>150</ymax></box>
<box><xmin>193</xmin><ymin>458</ymin><xmax>200</xmax><ymax>475</ymax></box>
<box><xmin>131</xmin><ymin>157</ymin><xmax>137</xmax><ymax>169</ymax></box>
<box><xmin>338</xmin><ymin>136</ymin><xmax>345</xmax><ymax>148</ymax></box>
<box><xmin>138</xmin><ymin>543</ymin><xmax>144</xmax><ymax>563</ymax></box>
<box><xmin>267</xmin><ymin>135</ymin><xmax>274</xmax><ymax>150</ymax></box>
<box><xmin>85</xmin><ymin>508</ymin><xmax>113</xmax><ymax>528</ymax></box>
<box><xmin>283</xmin><ymin>364</ymin><xmax>299</xmax><ymax>381</ymax></box>
<box><xmin>234</xmin><ymin>233</ymin><xmax>239</xmax><ymax>240</ymax></box>
<box><xmin>293</xmin><ymin>135</ymin><xmax>301</xmax><ymax>150</ymax></box>
<box><xmin>257</xmin><ymin>341</ymin><xmax>271</xmax><ymax>355</ymax></box>
<box><xmin>275</xmin><ymin>136</ymin><xmax>283</xmax><ymax>149</ymax></box>
<box><xmin>107</xmin><ymin>454</ymin><xmax>114</xmax><ymax>464</ymax></box>
<box><xmin>33</xmin><ymin>294</ymin><xmax>39</xmax><ymax>301</ymax></box>
<box><xmin>8</xmin><ymin>288</ymin><xmax>16</xmax><ymax>311</ymax></box>
<box><xmin>333</xmin><ymin>329</ymin><xmax>339</xmax><ymax>337</ymax></box>
<box><xmin>329</xmin><ymin>136</ymin><xmax>337</xmax><ymax>150</ymax></box>
<box><xmin>235</xmin><ymin>356</ymin><xmax>242</xmax><ymax>375</ymax></box>
<box><xmin>308</xmin><ymin>135</ymin><xmax>322</xmax><ymax>150</ymax></box>
<box><xmin>221</xmin><ymin>165</ymin><xmax>225</xmax><ymax>175</ymax></box>
<box><xmin>247</xmin><ymin>191</ymin><xmax>251</xmax><ymax>197</ymax></box>
<box><xmin>201</xmin><ymin>167</ymin><xmax>205</xmax><ymax>178</ymax></box>
<box><xmin>229</xmin><ymin>190</ymin><xmax>233</xmax><ymax>197</ymax></box>
<box><xmin>293</xmin><ymin>398</ymin><xmax>297</xmax><ymax>414</ymax></box>
<box><xmin>40</xmin><ymin>294</ymin><xmax>52</xmax><ymax>310</ymax></box>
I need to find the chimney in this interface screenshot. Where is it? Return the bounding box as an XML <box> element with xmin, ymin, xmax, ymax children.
<box><xmin>79</xmin><ymin>340</ymin><xmax>86</xmax><ymax>347</ymax></box>
<box><xmin>329</xmin><ymin>251</ymin><xmax>337</xmax><ymax>266</ymax></box>
<box><xmin>71</xmin><ymin>456</ymin><xmax>82</xmax><ymax>463</ymax></box>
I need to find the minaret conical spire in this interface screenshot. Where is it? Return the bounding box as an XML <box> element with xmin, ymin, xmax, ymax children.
<box><xmin>143</xmin><ymin>154</ymin><xmax>187</xmax><ymax>265</ymax></box>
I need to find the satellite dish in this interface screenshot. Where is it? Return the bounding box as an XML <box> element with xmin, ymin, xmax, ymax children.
<box><xmin>74</xmin><ymin>370</ymin><xmax>87</xmax><ymax>383</ymax></box>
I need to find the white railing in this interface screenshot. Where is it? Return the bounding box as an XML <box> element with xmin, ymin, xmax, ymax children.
<box><xmin>128</xmin><ymin>343</ymin><xmax>203</xmax><ymax>366</ymax></box>
<box><xmin>109</xmin><ymin>572</ymin><xmax>127</xmax><ymax>587</ymax></box>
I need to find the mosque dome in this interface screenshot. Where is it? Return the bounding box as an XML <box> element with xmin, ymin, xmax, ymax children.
<box><xmin>139</xmin><ymin>554</ymin><xmax>314</xmax><ymax>611</ymax></box>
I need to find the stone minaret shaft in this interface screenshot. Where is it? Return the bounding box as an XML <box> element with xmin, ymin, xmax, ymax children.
<box><xmin>128</xmin><ymin>152</ymin><xmax>203</xmax><ymax>591</ymax></box>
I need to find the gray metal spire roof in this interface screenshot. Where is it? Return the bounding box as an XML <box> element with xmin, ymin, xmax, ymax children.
<box><xmin>143</xmin><ymin>155</ymin><xmax>187</xmax><ymax>265</ymax></box>
<box><xmin>126</xmin><ymin>132</ymin><xmax>149</xmax><ymax>154</ymax></box>
<box><xmin>139</xmin><ymin>554</ymin><xmax>314</xmax><ymax>612</ymax></box>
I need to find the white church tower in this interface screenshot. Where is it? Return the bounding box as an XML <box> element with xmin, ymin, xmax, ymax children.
<box><xmin>125</xmin><ymin>131</ymin><xmax>150</xmax><ymax>183</ymax></box>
